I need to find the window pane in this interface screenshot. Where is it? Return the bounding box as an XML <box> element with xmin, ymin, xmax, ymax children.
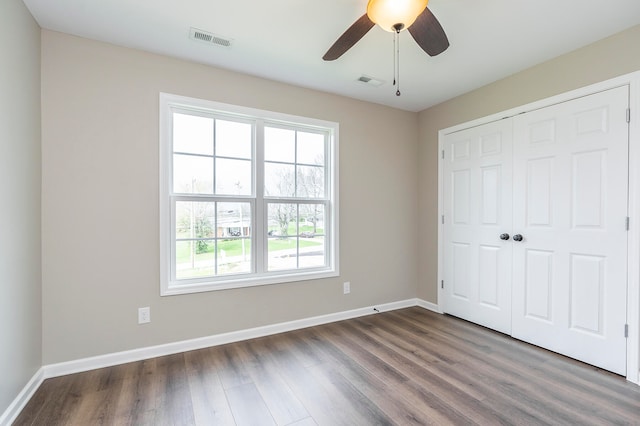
<box><xmin>173</xmin><ymin>154</ymin><xmax>213</xmax><ymax>194</ymax></box>
<box><xmin>265</xmin><ymin>127</ymin><xmax>295</xmax><ymax>163</ymax></box>
<box><xmin>176</xmin><ymin>240</ymin><xmax>215</xmax><ymax>279</ymax></box>
<box><xmin>217</xmin><ymin>202</ymin><xmax>252</xmax><ymax>238</ymax></box>
<box><xmin>299</xmin><ymin>236</ymin><xmax>326</xmax><ymax>269</ymax></box>
<box><xmin>267</xmin><ymin>203</ymin><xmax>297</xmax><ymax>271</ymax></box>
<box><xmin>215</xmin><ymin>158</ymin><xmax>252</xmax><ymax>195</ymax></box>
<box><xmin>299</xmin><ymin>204</ymin><xmax>325</xmax><ymax>236</ymax></box>
<box><xmin>173</xmin><ymin>113</ymin><xmax>213</xmax><ymax>155</ymax></box>
<box><xmin>216</xmin><ymin>119</ymin><xmax>252</xmax><ymax>159</ymax></box>
<box><xmin>176</xmin><ymin>201</ymin><xmax>215</xmax><ymax>239</ymax></box>
<box><xmin>265</xmin><ymin>162</ymin><xmax>295</xmax><ymax>197</ymax></box>
<box><xmin>268</xmin><ymin>237</ymin><xmax>297</xmax><ymax>271</ymax></box>
<box><xmin>218</xmin><ymin>239</ymin><xmax>252</xmax><ymax>275</ymax></box>
<box><xmin>176</xmin><ymin>202</ymin><xmax>192</xmax><ymax>239</ymax></box>
<box><xmin>217</xmin><ymin>202</ymin><xmax>252</xmax><ymax>275</ymax></box>
<box><xmin>298</xmin><ymin>204</ymin><xmax>325</xmax><ymax>269</ymax></box>
<box><xmin>268</xmin><ymin>203</ymin><xmax>297</xmax><ymax>238</ymax></box>
<box><xmin>297</xmin><ymin>165</ymin><xmax>325</xmax><ymax>198</ymax></box>
<box><xmin>297</xmin><ymin>132</ymin><xmax>325</xmax><ymax>165</ymax></box>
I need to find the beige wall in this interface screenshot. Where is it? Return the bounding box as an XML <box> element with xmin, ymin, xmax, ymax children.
<box><xmin>417</xmin><ymin>24</ymin><xmax>640</xmax><ymax>302</ymax></box>
<box><xmin>0</xmin><ymin>0</ymin><xmax>42</xmax><ymax>416</ymax></box>
<box><xmin>33</xmin><ymin>16</ymin><xmax>640</xmax><ymax>368</ymax></box>
<box><xmin>41</xmin><ymin>30</ymin><xmax>419</xmax><ymax>364</ymax></box>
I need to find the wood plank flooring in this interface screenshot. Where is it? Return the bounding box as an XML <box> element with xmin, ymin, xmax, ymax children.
<box><xmin>14</xmin><ymin>307</ymin><xmax>640</xmax><ymax>425</ymax></box>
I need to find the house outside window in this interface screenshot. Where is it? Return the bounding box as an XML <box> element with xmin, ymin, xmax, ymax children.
<box><xmin>160</xmin><ymin>93</ymin><xmax>339</xmax><ymax>295</ymax></box>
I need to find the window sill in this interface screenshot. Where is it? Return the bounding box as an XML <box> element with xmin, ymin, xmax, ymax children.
<box><xmin>161</xmin><ymin>269</ymin><xmax>339</xmax><ymax>296</ymax></box>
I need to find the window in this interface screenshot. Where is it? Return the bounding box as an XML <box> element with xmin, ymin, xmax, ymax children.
<box><xmin>160</xmin><ymin>93</ymin><xmax>338</xmax><ymax>295</ymax></box>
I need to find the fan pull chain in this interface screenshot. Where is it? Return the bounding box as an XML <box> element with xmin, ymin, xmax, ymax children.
<box><xmin>392</xmin><ymin>33</ymin><xmax>396</xmax><ymax>87</ymax></box>
<box><xmin>394</xmin><ymin>28</ymin><xmax>401</xmax><ymax>97</ymax></box>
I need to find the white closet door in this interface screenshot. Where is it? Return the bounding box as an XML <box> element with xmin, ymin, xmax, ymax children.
<box><xmin>511</xmin><ymin>86</ymin><xmax>629</xmax><ymax>375</ymax></box>
<box><xmin>442</xmin><ymin>120</ymin><xmax>513</xmax><ymax>334</ymax></box>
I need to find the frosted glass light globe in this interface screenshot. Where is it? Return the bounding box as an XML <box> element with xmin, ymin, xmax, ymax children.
<box><xmin>367</xmin><ymin>0</ymin><xmax>429</xmax><ymax>32</ymax></box>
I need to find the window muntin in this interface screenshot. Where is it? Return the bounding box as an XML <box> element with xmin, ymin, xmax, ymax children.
<box><xmin>160</xmin><ymin>93</ymin><xmax>338</xmax><ymax>295</ymax></box>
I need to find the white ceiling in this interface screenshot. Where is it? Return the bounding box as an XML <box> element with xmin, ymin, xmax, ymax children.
<box><xmin>22</xmin><ymin>0</ymin><xmax>640</xmax><ymax>112</ymax></box>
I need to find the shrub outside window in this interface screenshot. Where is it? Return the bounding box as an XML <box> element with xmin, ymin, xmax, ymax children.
<box><xmin>160</xmin><ymin>93</ymin><xmax>338</xmax><ymax>295</ymax></box>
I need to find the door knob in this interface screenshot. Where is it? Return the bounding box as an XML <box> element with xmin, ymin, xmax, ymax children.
<box><xmin>513</xmin><ymin>234</ymin><xmax>524</xmax><ymax>242</ymax></box>
<box><xmin>499</xmin><ymin>233</ymin><xmax>510</xmax><ymax>241</ymax></box>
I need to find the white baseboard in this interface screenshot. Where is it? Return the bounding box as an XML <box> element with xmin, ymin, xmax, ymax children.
<box><xmin>2</xmin><ymin>299</ymin><xmax>441</xmax><ymax>424</ymax></box>
<box><xmin>0</xmin><ymin>367</ymin><xmax>44</xmax><ymax>426</ymax></box>
<box><xmin>416</xmin><ymin>298</ymin><xmax>441</xmax><ymax>313</ymax></box>
<box><xmin>43</xmin><ymin>298</ymin><xmax>432</xmax><ymax>379</ymax></box>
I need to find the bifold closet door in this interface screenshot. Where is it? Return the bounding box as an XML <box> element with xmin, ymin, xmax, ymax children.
<box><xmin>511</xmin><ymin>86</ymin><xmax>629</xmax><ymax>375</ymax></box>
<box><xmin>442</xmin><ymin>120</ymin><xmax>513</xmax><ymax>334</ymax></box>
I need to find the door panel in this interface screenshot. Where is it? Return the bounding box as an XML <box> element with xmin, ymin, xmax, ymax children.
<box><xmin>511</xmin><ymin>86</ymin><xmax>629</xmax><ymax>375</ymax></box>
<box><xmin>572</xmin><ymin>150</ymin><xmax>605</xmax><ymax>228</ymax></box>
<box><xmin>481</xmin><ymin>166</ymin><xmax>501</xmax><ymax>224</ymax></box>
<box><xmin>443</xmin><ymin>120</ymin><xmax>513</xmax><ymax>334</ymax></box>
<box><xmin>526</xmin><ymin>157</ymin><xmax>553</xmax><ymax>226</ymax></box>
<box><xmin>478</xmin><ymin>244</ymin><xmax>500</xmax><ymax>306</ymax></box>
<box><xmin>569</xmin><ymin>253</ymin><xmax>604</xmax><ymax>334</ymax></box>
<box><xmin>452</xmin><ymin>242</ymin><xmax>471</xmax><ymax>299</ymax></box>
<box><xmin>452</xmin><ymin>170</ymin><xmax>471</xmax><ymax>224</ymax></box>
<box><xmin>524</xmin><ymin>248</ymin><xmax>553</xmax><ymax>322</ymax></box>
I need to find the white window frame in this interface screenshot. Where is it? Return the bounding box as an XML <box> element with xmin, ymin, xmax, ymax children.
<box><xmin>159</xmin><ymin>93</ymin><xmax>339</xmax><ymax>295</ymax></box>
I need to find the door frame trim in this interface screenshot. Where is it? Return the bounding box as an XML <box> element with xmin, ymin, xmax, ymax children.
<box><xmin>437</xmin><ymin>70</ymin><xmax>640</xmax><ymax>384</ymax></box>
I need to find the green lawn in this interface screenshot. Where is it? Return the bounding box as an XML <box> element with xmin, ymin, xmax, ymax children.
<box><xmin>269</xmin><ymin>223</ymin><xmax>324</xmax><ymax>235</ymax></box>
<box><xmin>177</xmin><ymin>236</ymin><xmax>322</xmax><ymax>263</ymax></box>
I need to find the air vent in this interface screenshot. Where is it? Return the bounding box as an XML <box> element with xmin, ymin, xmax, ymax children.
<box><xmin>189</xmin><ymin>27</ymin><xmax>233</xmax><ymax>48</ymax></box>
<box><xmin>356</xmin><ymin>75</ymin><xmax>384</xmax><ymax>87</ymax></box>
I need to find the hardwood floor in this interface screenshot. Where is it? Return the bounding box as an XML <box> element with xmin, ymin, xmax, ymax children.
<box><xmin>14</xmin><ymin>307</ymin><xmax>640</xmax><ymax>425</ymax></box>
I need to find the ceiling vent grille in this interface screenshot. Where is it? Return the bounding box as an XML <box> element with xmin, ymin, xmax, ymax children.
<box><xmin>356</xmin><ymin>75</ymin><xmax>384</xmax><ymax>87</ymax></box>
<box><xmin>189</xmin><ymin>28</ymin><xmax>233</xmax><ymax>48</ymax></box>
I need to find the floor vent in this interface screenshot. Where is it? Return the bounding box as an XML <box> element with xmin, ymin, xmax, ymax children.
<box><xmin>189</xmin><ymin>28</ymin><xmax>233</xmax><ymax>48</ymax></box>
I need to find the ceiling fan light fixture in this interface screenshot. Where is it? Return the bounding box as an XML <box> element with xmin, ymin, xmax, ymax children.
<box><xmin>366</xmin><ymin>0</ymin><xmax>429</xmax><ymax>32</ymax></box>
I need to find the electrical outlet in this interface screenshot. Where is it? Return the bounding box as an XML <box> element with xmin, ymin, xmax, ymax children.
<box><xmin>343</xmin><ymin>281</ymin><xmax>351</xmax><ymax>294</ymax></box>
<box><xmin>138</xmin><ymin>307</ymin><xmax>151</xmax><ymax>324</ymax></box>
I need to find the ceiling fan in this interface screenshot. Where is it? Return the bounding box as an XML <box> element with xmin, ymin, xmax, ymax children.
<box><xmin>323</xmin><ymin>0</ymin><xmax>449</xmax><ymax>61</ymax></box>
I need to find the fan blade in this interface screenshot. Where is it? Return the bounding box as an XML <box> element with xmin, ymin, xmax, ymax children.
<box><xmin>323</xmin><ymin>14</ymin><xmax>375</xmax><ymax>61</ymax></box>
<box><xmin>408</xmin><ymin>7</ymin><xmax>449</xmax><ymax>56</ymax></box>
